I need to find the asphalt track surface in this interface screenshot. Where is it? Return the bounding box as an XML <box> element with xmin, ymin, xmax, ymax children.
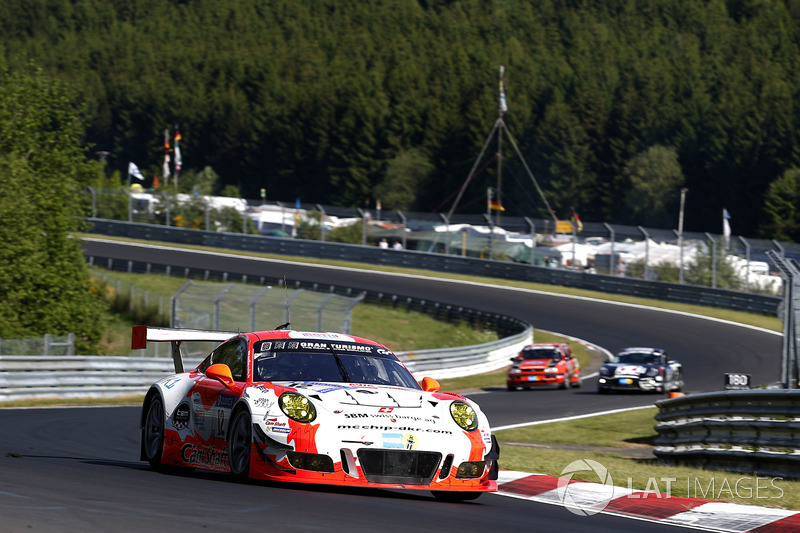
<box><xmin>0</xmin><ymin>239</ymin><xmax>783</xmax><ymax>532</ymax></box>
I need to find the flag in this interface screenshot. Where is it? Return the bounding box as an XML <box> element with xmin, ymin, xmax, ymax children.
<box><xmin>163</xmin><ymin>129</ymin><xmax>171</xmax><ymax>179</ymax></box>
<box><xmin>174</xmin><ymin>126</ymin><xmax>183</xmax><ymax>174</ymax></box>
<box><xmin>489</xmin><ymin>199</ymin><xmax>505</xmax><ymax>212</ymax></box>
<box><xmin>499</xmin><ymin>64</ymin><xmax>508</xmax><ymax>115</ymax></box>
<box><xmin>128</xmin><ymin>162</ymin><xmax>145</xmax><ymax>181</ymax></box>
<box><xmin>570</xmin><ymin>209</ymin><xmax>583</xmax><ymax>232</ymax></box>
<box><xmin>723</xmin><ymin>208</ymin><xmax>731</xmax><ymax>245</ymax></box>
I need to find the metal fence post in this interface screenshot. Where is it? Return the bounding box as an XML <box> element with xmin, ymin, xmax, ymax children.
<box><xmin>439</xmin><ymin>213</ymin><xmax>450</xmax><ymax>256</ymax></box>
<box><xmin>316</xmin><ymin>204</ymin><xmax>326</xmax><ymax>242</ymax></box>
<box><xmin>705</xmin><ymin>232</ymin><xmax>717</xmax><ymax>288</ymax></box>
<box><xmin>213</xmin><ymin>284</ymin><xmax>235</xmax><ymax>331</ymax></box>
<box><xmin>739</xmin><ymin>236</ymin><xmax>751</xmax><ymax>292</ymax></box>
<box><xmin>604</xmin><ymin>223</ymin><xmax>615</xmax><ymax>274</ymax></box>
<box><xmin>398</xmin><ymin>211</ymin><xmax>407</xmax><ymax>250</ymax></box>
<box><xmin>250</xmin><ymin>286</ymin><xmax>271</xmax><ymax>331</ymax></box>
<box><xmin>525</xmin><ymin>217</ymin><xmax>536</xmax><ymax>265</ymax></box>
<box><xmin>87</xmin><ymin>186</ymin><xmax>97</xmax><ymax>217</ymax></box>
<box><xmin>767</xmin><ymin>250</ymin><xmax>797</xmax><ymax>389</ymax></box>
<box><xmin>357</xmin><ymin>208</ymin><xmax>367</xmax><ymax>246</ymax></box>
<box><xmin>171</xmin><ymin>280</ymin><xmax>195</xmax><ymax>328</ymax></box>
<box><xmin>638</xmin><ymin>226</ymin><xmax>650</xmax><ymax>279</ymax></box>
<box><xmin>483</xmin><ymin>214</ymin><xmax>493</xmax><ymax>260</ymax></box>
<box><xmin>317</xmin><ymin>293</ymin><xmax>336</xmax><ymax>331</ymax></box>
<box><xmin>673</xmin><ymin>229</ymin><xmax>684</xmax><ymax>284</ymax></box>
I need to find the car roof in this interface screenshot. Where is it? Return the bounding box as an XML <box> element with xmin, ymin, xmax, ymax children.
<box><xmin>617</xmin><ymin>347</ymin><xmax>664</xmax><ymax>355</ymax></box>
<box><xmin>524</xmin><ymin>343</ymin><xmax>567</xmax><ymax>349</ymax></box>
<box><xmin>245</xmin><ymin>330</ymin><xmax>387</xmax><ymax>347</ymax></box>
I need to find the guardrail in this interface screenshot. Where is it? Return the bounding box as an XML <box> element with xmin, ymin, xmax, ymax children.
<box><xmin>85</xmin><ymin>218</ymin><xmax>782</xmax><ymax>316</ymax></box>
<box><xmin>654</xmin><ymin>390</ymin><xmax>800</xmax><ymax>479</ymax></box>
<box><xmin>0</xmin><ymin>325</ymin><xmax>531</xmax><ymax>401</ymax></box>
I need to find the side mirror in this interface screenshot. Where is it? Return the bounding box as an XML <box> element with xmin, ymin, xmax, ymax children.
<box><xmin>420</xmin><ymin>376</ymin><xmax>441</xmax><ymax>392</ymax></box>
<box><xmin>206</xmin><ymin>363</ymin><xmax>235</xmax><ymax>387</ymax></box>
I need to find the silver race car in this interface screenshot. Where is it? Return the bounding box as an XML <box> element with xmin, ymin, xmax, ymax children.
<box><xmin>597</xmin><ymin>347</ymin><xmax>683</xmax><ymax>394</ymax></box>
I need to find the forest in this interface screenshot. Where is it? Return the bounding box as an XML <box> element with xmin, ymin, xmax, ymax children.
<box><xmin>3</xmin><ymin>0</ymin><xmax>800</xmax><ymax>239</ymax></box>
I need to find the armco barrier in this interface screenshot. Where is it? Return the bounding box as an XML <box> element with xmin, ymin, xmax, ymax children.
<box><xmin>654</xmin><ymin>390</ymin><xmax>800</xmax><ymax>478</ymax></box>
<box><xmin>0</xmin><ymin>325</ymin><xmax>531</xmax><ymax>402</ymax></box>
<box><xmin>85</xmin><ymin>219</ymin><xmax>782</xmax><ymax>316</ymax></box>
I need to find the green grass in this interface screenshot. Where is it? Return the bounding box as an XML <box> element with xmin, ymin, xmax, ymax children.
<box><xmin>495</xmin><ymin>407</ymin><xmax>800</xmax><ymax>510</ymax></box>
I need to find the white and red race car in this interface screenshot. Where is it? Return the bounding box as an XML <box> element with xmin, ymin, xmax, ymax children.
<box><xmin>133</xmin><ymin>326</ymin><xmax>499</xmax><ymax>500</ymax></box>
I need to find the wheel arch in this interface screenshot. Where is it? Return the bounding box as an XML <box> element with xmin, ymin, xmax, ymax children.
<box><xmin>141</xmin><ymin>387</ymin><xmax>163</xmax><ymax>429</ymax></box>
<box><xmin>226</xmin><ymin>400</ymin><xmax>253</xmax><ymax>443</ymax></box>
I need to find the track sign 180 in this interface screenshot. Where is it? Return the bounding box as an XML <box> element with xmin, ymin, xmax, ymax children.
<box><xmin>725</xmin><ymin>373</ymin><xmax>751</xmax><ymax>390</ymax></box>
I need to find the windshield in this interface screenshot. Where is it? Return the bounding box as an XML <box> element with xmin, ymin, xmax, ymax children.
<box><xmin>615</xmin><ymin>352</ymin><xmax>659</xmax><ymax>365</ymax></box>
<box><xmin>254</xmin><ymin>347</ymin><xmax>420</xmax><ymax>389</ymax></box>
<box><xmin>521</xmin><ymin>348</ymin><xmax>561</xmax><ymax>361</ymax></box>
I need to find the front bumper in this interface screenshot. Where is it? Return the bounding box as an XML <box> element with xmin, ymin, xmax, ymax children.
<box><xmin>507</xmin><ymin>372</ymin><xmax>566</xmax><ymax>387</ymax></box>
<box><xmin>598</xmin><ymin>376</ymin><xmax>662</xmax><ymax>391</ymax></box>
<box><xmin>248</xmin><ymin>425</ymin><xmax>499</xmax><ymax>493</ymax></box>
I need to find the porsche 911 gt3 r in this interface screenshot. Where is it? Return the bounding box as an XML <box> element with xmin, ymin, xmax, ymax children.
<box><xmin>133</xmin><ymin>326</ymin><xmax>499</xmax><ymax>500</ymax></box>
<box><xmin>597</xmin><ymin>347</ymin><xmax>683</xmax><ymax>394</ymax></box>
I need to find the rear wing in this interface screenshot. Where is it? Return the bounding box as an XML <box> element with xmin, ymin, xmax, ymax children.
<box><xmin>131</xmin><ymin>326</ymin><xmax>238</xmax><ymax>373</ymax></box>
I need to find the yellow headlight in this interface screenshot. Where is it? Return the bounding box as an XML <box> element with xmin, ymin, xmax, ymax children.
<box><xmin>450</xmin><ymin>401</ymin><xmax>478</xmax><ymax>431</ymax></box>
<box><xmin>279</xmin><ymin>392</ymin><xmax>317</xmax><ymax>423</ymax></box>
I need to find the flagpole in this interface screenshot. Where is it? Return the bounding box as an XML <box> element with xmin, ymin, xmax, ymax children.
<box><xmin>174</xmin><ymin>123</ymin><xmax>182</xmax><ymax>191</ymax></box>
<box><xmin>496</xmin><ymin>65</ymin><xmax>505</xmax><ymax>228</ymax></box>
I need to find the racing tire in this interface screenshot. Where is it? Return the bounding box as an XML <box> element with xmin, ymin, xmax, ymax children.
<box><xmin>432</xmin><ymin>491</ymin><xmax>483</xmax><ymax>502</ymax></box>
<box><xmin>229</xmin><ymin>408</ymin><xmax>253</xmax><ymax>480</ymax></box>
<box><xmin>142</xmin><ymin>395</ymin><xmax>166</xmax><ymax>469</ymax></box>
<box><xmin>559</xmin><ymin>379</ymin><xmax>568</xmax><ymax>390</ymax></box>
<box><xmin>597</xmin><ymin>387</ymin><xmax>608</xmax><ymax>394</ymax></box>
<box><xmin>507</xmin><ymin>384</ymin><xmax>517</xmax><ymax>391</ymax></box>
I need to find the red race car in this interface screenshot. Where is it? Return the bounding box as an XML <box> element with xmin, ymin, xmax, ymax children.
<box><xmin>506</xmin><ymin>343</ymin><xmax>581</xmax><ymax>390</ymax></box>
<box><xmin>134</xmin><ymin>326</ymin><xmax>499</xmax><ymax>501</ymax></box>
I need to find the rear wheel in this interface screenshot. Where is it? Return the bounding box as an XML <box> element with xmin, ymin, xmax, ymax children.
<box><xmin>229</xmin><ymin>409</ymin><xmax>252</xmax><ymax>479</ymax></box>
<box><xmin>142</xmin><ymin>396</ymin><xmax>166</xmax><ymax>469</ymax></box>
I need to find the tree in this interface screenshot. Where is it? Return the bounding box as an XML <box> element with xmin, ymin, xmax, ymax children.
<box><xmin>0</xmin><ymin>66</ymin><xmax>108</xmax><ymax>353</ymax></box>
<box><xmin>374</xmin><ymin>148</ymin><xmax>434</xmax><ymax>211</ymax></box>
<box><xmin>623</xmin><ymin>146</ymin><xmax>685</xmax><ymax>226</ymax></box>
<box><xmin>685</xmin><ymin>242</ymin><xmax>743</xmax><ymax>290</ymax></box>
<box><xmin>761</xmin><ymin>168</ymin><xmax>800</xmax><ymax>242</ymax></box>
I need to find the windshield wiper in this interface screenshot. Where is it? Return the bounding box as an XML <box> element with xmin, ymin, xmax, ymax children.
<box><xmin>326</xmin><ymin>343</ymin><xmax>350</xmax><ymax>382</ymax></box>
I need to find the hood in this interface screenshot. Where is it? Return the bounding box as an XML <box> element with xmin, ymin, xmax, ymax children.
<box><xmin>284</xmin><ymin>382</ymin><xmax>428</xmax><ymax>408</ymax></box>
<box><xmin>518</xmin><ymin>359</ymin><xmax>553</xmax><ymax>368</ymax></box>
<box><xmin>604</xmin><ymin>363</ymin><xmax>649</xmax><ymax>375</ymax></box>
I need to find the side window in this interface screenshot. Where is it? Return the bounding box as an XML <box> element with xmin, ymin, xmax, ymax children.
<box><xmin>207</xmin><ymin>339</ymin><xmax>248</xmax><ymax>382</ymax></box>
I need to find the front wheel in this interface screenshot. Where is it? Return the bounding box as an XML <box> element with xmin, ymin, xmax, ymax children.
<box><xmin>142</xmin><ymin>395</ymin><xmax>166</xmax><ymax>469</ymax></box>
<box><xmin>229</xmin><ymin>409</ymin><xmax>252</xmax><ymax>479</ymax></box>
